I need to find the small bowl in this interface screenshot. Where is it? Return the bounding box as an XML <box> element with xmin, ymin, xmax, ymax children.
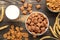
<box><xmin>46</xmin><ymin>0</ymin><xmax>60</xmax><ymax>13</ymax></box>
<box><xmin>25</xmin><ymin>12</ymin><xmax>49</xmax><ymax>36</ymax></box>
<box><xmin>47</xmin><ymin>6</ymin><xmax>60</xmax><ymax>13</ymax></box>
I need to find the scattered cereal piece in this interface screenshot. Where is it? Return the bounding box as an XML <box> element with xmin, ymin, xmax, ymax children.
<box><xmin>22</xmin><ymin>10</ymin><xmax>27</xmax><ymax>15</ymax></box>
<box><xmin>24</xmin><ymin>3</ymin><xmax>28</xmax><ymax>8</ymax></box>
<box><xmin>20</xmin><ymin>27</ymin><xmax>24</xmax><ymax>31</ymax></box>
<box><xmin>20</xmin><ymin>6</ymin><xmax>24</xmax><ymax>11</ymax></box>
<box><xmin>15</xmin><ymin>27</ymin><xmax>20</xmax><ymax>31</ymax></box>
<box><xmin>21</xmin><ymin>0</ymin><xmax>25</xmax><ymax>3</ymax></box>
<box><xmin>25</xmin><ymin>38</ymin><xmax>28</xmax><ymax>40</ymax></box>
<box><xmin>29</xmin><ymin>10</ymin><xmax>32</xmax><ymax>14</ymax></box>
<box><xmin>3</xmin><ymin>25</ymin><xmax>29</xmax><ymax>40</ymax></box>
<box><xmin>36</xmin><ymin>4</ymin><xmax>41</xmax><ymax>9</ymax></box>
<box><xmin>22</xmin><ymin>33</ymin><xmax>29</xmax><ymax>37</ymax></box>
<box><xmin>27</xmin><ymin>7</ymin><xmax>32</xmax><ymax>11</ymax></box>
<box><xmin>36</xmin><ymin>0</ymin><xmax>41</xmax><ymax>2</ymax></box>
<box><xmin>28</xmin><ymin>3</ymin><xmax>33</xmax><ymax>8</ymax></box>
<box><xmin>3</xmin><ymin>33</ymin><xmax>7</xmax><ymax>38</ymax></box>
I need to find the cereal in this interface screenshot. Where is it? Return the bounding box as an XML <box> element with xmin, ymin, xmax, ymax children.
<box><xmin>36</xmin><ymin>0</ymin><xmax>41</xmax><ymax>2</ymax></box>
<box><xmin>22</xmin><ymin>33</ymin><xmax>29</xmax><ymax>37</ymax></box>
<box><xmin>22</xmin><ymin>10</ymin><xmax>27</xmax><ymax>15</ymax></box>
<box><xmin>24</xmin><ymin>3</ymin><xmax>28</xmax><ymax>8</ymax></box>
<box><xmin>15</xmin><ymin>27</ymin><xmax>20</xmax><ymax>31</ymax></box>
<box><xmin>27</xmin><ymin>7</ymin><xmax>32</xmax><ymax>11</ymax></box>
<box><xmin>3</xmin><ymin>33</ymin><xmax>7</xmax><ymax>38</ymax></box>
<box><xmin>31</xmin><ymin>26</ymin><xmax>35</xmax><ymax>30</ymax></box>
<box><xmin>29</xmin><ymin>10</ymin><xmax>32</xmax><ymax>14</ymax></box>
<box><xmin>26</xmin><ymin>12</ymin><xmax>48</xmax><ymax>35</ymax></box>
<box><xmin>25</xmin><ymin>38</ymin><xmax>28</xmax><ymax>40</ymax></box>
<box><xmin>11</xmin><ymin>25</ymin><xmax>14</xmax><ymax>29</ymax></box>
<box><xmin>7</xmin><ymin>36</ymin><xmax>11</xmax><ymax>39</ymax></box>
<box><xmin>46</xmin><ymin>0</ymin><xmax>60</xmax><ymax>12</ymax></box>
<box><xmin>20</xmin><ymin>3</ymin><xmax>33</xmax><ymax>15</ymax></box>
<box><xmin>20</xmin><ymin>6</ymin><xmax>24</xmax><ymax>11</ymax></box>
<box><xmin>20</xmin><ymin>27</ymin><xmax>24</xmax><ymax>31</ymax></box>
<box><xmin>21</xmin><ymin>0</ymin><xmax>25</xmax><ymax>3</ymax></box>
<box><xmin>3</xmin><ymin>25</ymin><xmax>29</xmax><ymax>40</ymax></box>
<box><xmin>33</xmin><ymin>35</ymin><xmax>37</xmax><ymax>38</ymax></box>
<box><xmin>28</xmin><ymin>3</ymin><xmax>33</xmax><ymax>8</ymax></box>
<box><xmin>36</xmin><ymin>4</ymin><xmax>41</xmax><ymax>9</ymax></box>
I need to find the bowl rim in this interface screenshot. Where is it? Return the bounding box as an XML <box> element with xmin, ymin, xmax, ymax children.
<box><xmin>25</xmin><ymin>11</ymin><xmax>49</xmax><ymax>36</ymax></box>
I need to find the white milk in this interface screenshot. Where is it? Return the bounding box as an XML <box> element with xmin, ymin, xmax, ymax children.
<box><xmin>5</xmin><ymin>5</ymin><xmax>20</xmax><ymax>20</ymax></box>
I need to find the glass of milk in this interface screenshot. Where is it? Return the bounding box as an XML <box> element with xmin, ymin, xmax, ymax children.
<box><xmin>5</xmin><ymin>5</ymin><xmax>20</xmax><ymax>21</ymax></box>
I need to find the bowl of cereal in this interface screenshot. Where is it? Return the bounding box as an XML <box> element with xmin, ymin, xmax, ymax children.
<box><xmin>25</xmin><ymin>12</ymin><xmax>49</xmax><ymax>36</ymax></box>
<box><xmin>46</xmin><ymin>0</ymin><xmax>60</xmax><ymax>13</ymax></box>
